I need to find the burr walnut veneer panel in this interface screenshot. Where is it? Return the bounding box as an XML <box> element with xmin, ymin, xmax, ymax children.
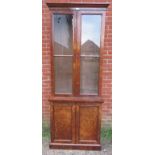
<box><xmin>78</xmin><ymin>105</ymin><xmax>99</xmax><ymax>143</ymax></box>
<box><xmin>52</xmin><ymin>103</ymin><xmax>75</xmax><ymax>143</ymax></box>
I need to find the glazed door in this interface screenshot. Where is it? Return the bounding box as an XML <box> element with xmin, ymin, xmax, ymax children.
<box><xmin>51</xmin><ymin>9</ymin><xmax>105</xmax><ymax>97</ymax></box>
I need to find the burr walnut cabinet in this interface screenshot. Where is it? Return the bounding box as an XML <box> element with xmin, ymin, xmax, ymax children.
<box><xmin>47</xmin><ymin>3</ymin><xmax>109</xmax><ymax>150</ymax></box>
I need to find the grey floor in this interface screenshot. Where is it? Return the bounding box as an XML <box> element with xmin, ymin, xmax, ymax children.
<box><xmin>42</xmin><ymin>140</ymin><xmax>112</xmax><ymax>155</ymax></box>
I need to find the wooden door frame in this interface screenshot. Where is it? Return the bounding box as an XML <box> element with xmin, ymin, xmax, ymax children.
<box><xmin>50</xmin><ymin>9</ymin><xmax>76</xmax><ymax>97</ymax></box>
<box><xmin>76</xmin><ymin>10</ymin><xmax>106</xmax><ymax>97</ymax></box>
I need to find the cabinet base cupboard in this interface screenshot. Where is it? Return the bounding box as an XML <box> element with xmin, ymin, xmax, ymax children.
<box><xmin>46</xmin><ymin>2</ymin><xmax>108</xmax><ymax>151</ymax></box>
<box><xmin>49</xmin><ymin>97</ymin><xmax>103</xmax><ymax>150</ymax></box>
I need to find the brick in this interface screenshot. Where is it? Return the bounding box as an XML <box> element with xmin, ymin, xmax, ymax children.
<box><xmin>42</xmin><ymin>0</ymin><xmax>112</xmax><ymax>126</ymax></box>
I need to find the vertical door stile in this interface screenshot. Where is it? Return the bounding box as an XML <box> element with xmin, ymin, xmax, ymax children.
<box><xmin>99</xmin><ymin>11</ymin><xmax>106</xmax><ymax>96</ymax></box>
<box><xmin>75</xmin><ymin>103</ymin><xmax>79</xmax><ymax>144</ymax></box>
<box><xmin>76</xmin><ymin>11</ymin><xmax>81</xmax><ymax>96</ymax></box>
<box><xmin>50</xmin><ymin>102</ymin><xmax>54</xmax><ymax>142</ymax></box>
<box><xmin>72</xmin><ymin>103</ymin><xmax>76</xmax><ymax>143</ymax></box>
<box><xmin>50</xmin><ymin>12</ymin><xmax>55</xmax><ymax>96</ymax></box>
<box><xmin>97</xmin><ymin>104</ymin><xmax>102</xmax><ymax>143</ymax></box>
<box><xmin>73</xmin><ymin>11</ymin><xmax>79</xmax><ymax>96</ymax></box>
<box><xmin>73</xmin><ymin>11</ymin><xmax>76</xmax><ymax>96</ymax></box>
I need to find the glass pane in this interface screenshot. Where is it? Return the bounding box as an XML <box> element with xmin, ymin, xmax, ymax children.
<box><xmin>54</xmin><ymin>57</ymin><xmax>72</xmax><ymax>94</ymax></box>
<box><xmin>80</xmin><ymin>57</ymin><xmax>99</xmax><ymax>95</ymax></box>
<box><xmin>81</xmin><ymin>15</ymin><xmax>101</xmax><ymax>56</ymax></box>
<box><xmin>80</xmin><ymin>15</ymin><xmax>101</xmax><ymax>95</ymax></box>
<box><xmin>54</xmin><ymin>14</ymin><xmax>73</xmax><ymax>55</ymax></box>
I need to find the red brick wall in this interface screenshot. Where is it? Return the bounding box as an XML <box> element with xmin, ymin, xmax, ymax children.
<box><xmin>42</xmin><ymin>0</ymin><xmax>112</xmax><ymax>127</ymax></box>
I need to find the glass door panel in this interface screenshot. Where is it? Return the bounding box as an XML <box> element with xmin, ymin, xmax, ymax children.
<box><xmin>80</xmin><ymin>15</ymin><xmax>101</xmax><ymax>95</ymax></box>
<box><xmin>53</xmin><ymin>14</ymin><xmax>73</xmax><ymax>94</ymax></box>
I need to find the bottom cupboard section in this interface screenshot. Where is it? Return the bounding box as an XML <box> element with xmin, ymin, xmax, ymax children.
<box><xmin>50</xmin><ymin>101</ymin><xmax>102</xmax><ymax>150</ymax></box>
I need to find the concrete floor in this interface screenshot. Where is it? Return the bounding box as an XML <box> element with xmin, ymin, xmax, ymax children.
<box><xmin>42</xmin><ymin>140</ymin><xmax>112</xmax><ymax>155</ymax></box>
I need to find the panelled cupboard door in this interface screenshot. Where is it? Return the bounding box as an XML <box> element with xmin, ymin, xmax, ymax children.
<box><xmin>51</xmin><ymin>103</ymin><xmax>76</xmax><ymax>143</ymax></box>
<box><xmin>76</xmin><ymin>104</ymin><xmax>101</xmax><ymax>144</ymax></box>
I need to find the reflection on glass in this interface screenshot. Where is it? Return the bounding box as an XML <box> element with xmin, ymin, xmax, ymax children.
<box><xmin>53</xmin><ymin>14</ymin><xmax>73</xmax><ymax>94</ymax></box>
<box><xmin>54</xmin><ymin>14</ymin><xmax>73</xmax><ymax>55</ymax></box>
<box><xmin>80</xmin><ymin>15</ymin><xmax>101</xmax><ymax>95</ymax></box>
<box><xmin>81</xmin><ymin>15</ymin><xmax>101</xmax><ymax>55</ymax></box>
<box><xmin>54</xmin><ymin>57</ymin><xmax>72</xmax><ymax>94</ymax></box>
<box><xmin>80</xmin><ymin>57</ymin><xmax>99</xmax><ymax>95</ymax></box>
